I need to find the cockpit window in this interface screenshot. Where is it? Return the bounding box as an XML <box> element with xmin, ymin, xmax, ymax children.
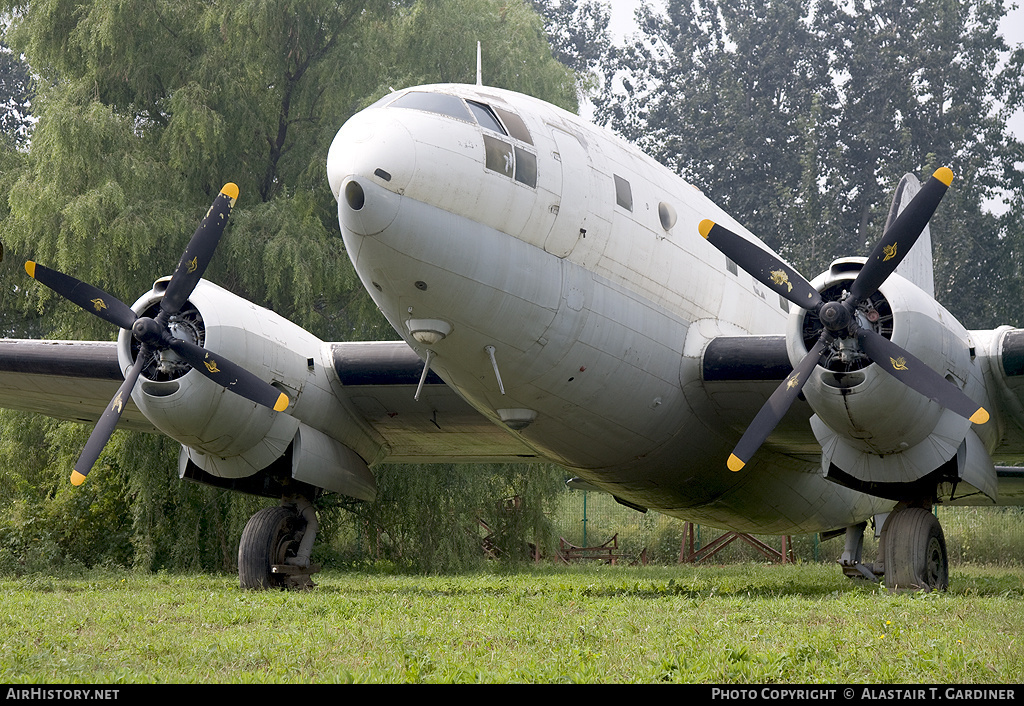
<box><xmin>387</xmin><ymin>92</ymin><xmax>534</xmax><ymax>147</ymax></box>
<box><xmin>513</xmin><ymin>147</ymin><xmax>536</xmax><ymax>187</ymax></box>
<box><xmin>385</xmin><ymin>90</ymin><xmax>538</xmax><ymax>190</ymax></box>
<box><xmin>467</xmin><ymin>100</ymin><xmax>507</xmax><ymax>135</ymax></box>
<box><xmin>484</xmin><ymin>135</ymin><xmax>514</xmax><ymax>177</ymax></box>
<box><xmin>484</xmin><ymin>136</ymin><xmax>537</xmax><ymax>188</ymax></box>
<box><xmin>492</xmin><ymin>106</ymin><xmax>533</xmax><ymax>145</ymax></box>
<box><xmin>389</xmin><ymin>91</ymin><xmax>472</xmax><ymax>122</ymax></box>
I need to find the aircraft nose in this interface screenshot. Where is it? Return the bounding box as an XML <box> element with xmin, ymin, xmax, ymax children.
<box><xmin>327</xmin><ymin>109</ymin><xmax>416</xmax><ymax>236</ymax></box>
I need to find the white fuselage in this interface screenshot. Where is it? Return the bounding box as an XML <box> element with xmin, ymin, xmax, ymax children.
<box><xmin>327</xmin><ymin>84</ymin><xmax>888</xmax><ymax>533</ymax></box>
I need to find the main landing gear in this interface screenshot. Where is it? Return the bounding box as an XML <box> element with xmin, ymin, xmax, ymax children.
<box><xmin>839</xmin><ymin>502</ymin><xmax>949</xmax><ymax>592</ymax></box>
<box><xmin>238</xmin><ymin>496</ymin><xmax>321</xmax><ymax>590</ymax></box>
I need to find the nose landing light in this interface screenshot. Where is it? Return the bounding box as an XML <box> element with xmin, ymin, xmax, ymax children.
<box><xmin>406</xmin><ymin>318</ymin><xmax>452</xmax><ymax>346</ymax></box>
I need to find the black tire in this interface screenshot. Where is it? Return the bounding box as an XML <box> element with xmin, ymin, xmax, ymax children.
<box><xmin>883</xmin><ymin>507</ymin><xmax>948</xmax><ymax>592</ymax></box>
<box><xmin>238</xmin><ymin>506</ymin><xmax>303</xmax><ymax>590</ymax></box>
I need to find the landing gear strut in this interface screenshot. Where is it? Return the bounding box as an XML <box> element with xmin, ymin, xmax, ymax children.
<box><xmin>238</xmin><ymin>496</ymin><xmax>321</xmax><ymax>590</ymax></box>
<box><xmin>838</xmin><ymin>521</ymin><xmax>882</xmax><ymax>582</ymax></box>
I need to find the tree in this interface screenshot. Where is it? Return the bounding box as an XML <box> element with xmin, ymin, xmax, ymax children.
<box><xmin>529</xmin><ymin>0</ymin><xmax>613</xmax><ymax>98</ymax></box>
<box><xmin>0</xmin><ymin>42</ymin><xmax>32</xmax><ymax>148</ymax></box>
<box><xmin>815</xmin><ymin>0</ymin><xmax>1024</xmax><ymax>326</ymax></box>
<box><xmin>341</xmin><ymin>463</ymin><xmax>567</xmax><ymax>572</ymax></box>
<box><xmin>586</xmin><ymin>0</ymin><xmax>1024</xmax><ymax>325</ymax></box>
<box><xmin>0</xmin><ymin>0</ymin><xmax>578</xmax><ymax>573</ymax></box>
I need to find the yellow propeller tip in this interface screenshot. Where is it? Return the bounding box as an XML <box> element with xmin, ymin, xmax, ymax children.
<box><xmin>933</xmin><ymin>167</ymin><xmax>954</xmax><ymax>187</ymax></box>
<box><xmin>25</xmin><ymin>261</ymin><xmax>36</xmax><ymax>278</ymax></box>
<box><xmin>698</xmin><ymin>219</ymin><xmax>715</xmax><ymax>239</ymax></box>
<box><xmin>727</xmin><ymin>454</ymin><xmax>745</xmax><ymax>472</ymax></box>
<box><xmin>70</xmin><ymin>470</ymin><xmax>87</xmax><ymax>486</ymax></box>
<box><xmin>970</xmin><ymin>408</ymin><xmax>989</xmax><ymax>425</ymax></box>
<box><xmin>221</xmin><ymin>183</ymin><xmax>239</xmax><ymax>201</ymax></box>
<box><xmin>273</xmin><ymin>393</ymin><xmax>289</xmax><ymax>412</ymax></box>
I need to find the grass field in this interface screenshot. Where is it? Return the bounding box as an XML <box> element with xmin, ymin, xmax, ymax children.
<box><xmin>1</xmin><ymin>563</ymin><xmax>1022</xmax><ymax>684</ymax></box>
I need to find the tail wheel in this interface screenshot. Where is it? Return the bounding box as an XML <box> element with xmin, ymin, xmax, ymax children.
<box><xmin>238</xmin><ymin>505</ymin><xmax>303</xmax><ymax>590</ymax></box>
<box><xmin>883</xmin><ymin>507</ymin><xmax>949</xmax><ymax>592</ymax></box>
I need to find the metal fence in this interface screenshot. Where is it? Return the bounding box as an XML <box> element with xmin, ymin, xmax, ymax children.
<box><xmin>554</xmin><ymin>490</ymin><xmax>1024</xmax><ymax>566</ymax></box>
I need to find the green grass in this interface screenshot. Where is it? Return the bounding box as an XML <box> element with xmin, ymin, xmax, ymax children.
<box><xmin>1</xmin><ymin>563</ymin><xmax>1022</xmax><ymax>683</ymax></box>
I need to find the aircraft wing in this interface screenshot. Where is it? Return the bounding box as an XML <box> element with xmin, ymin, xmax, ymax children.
<box><xmin>0</xmin><ymin>337</ymin><xmax>540</xmax><ymax>463</ymax></box>
<box><xmin>3</xmin><ymin>333</ymin><xmax>1020</xmax><ymax>502</ymax></box>
<box><xmin>324</xmin><ymin>341</ymin><xmax>541</xmax><ymax>463</ymax></box>
<box><xmin>0</xmin><ymin>339</ymin><xmax>155</xmax><ymax>432</ymax></box>
<box><xmin>697</xmin><ymin>334</ymin><xmax>820</xmax><ymax>460</ymax></box>
<box><xmin>697</xmin><ymin>333</ymin><xmax>1024</xmax><ymax>505</ymax></box>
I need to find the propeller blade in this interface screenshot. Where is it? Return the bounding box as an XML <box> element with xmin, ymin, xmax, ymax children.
<box><xmin>856</xmin><ymin>328</ymin><xmax>988</xmax><ymax>425</ymax></box>
<box><xmin>849</xmin><ymin>168</ymin><xmax>953</xmax><ymax>302</ymax></box>
<box><xmin>699</xmin><ymin>220</ymin><xmax>822</xmax><ymax>311</ymax></box>
<box><xmin>22</xmin><ymin>182</ymin><xmax>293</xmax><ymax>487</ymax></box>
<box><xmin>727</xmin><ymin>336</ymin><xmax>829</xmax><ymax>472</ymax></box>
<box><xmin>166</xmin><ymin>337</ymin><xmax>289</xmax><ymax>412</ymax></box>
<box><xmin>161</xmin><ymin>183</ymin><xmax>239</xmax><ymax>315</ymax></box>
<box><xmin>24</xmin><ymin>261</ymin><xmax>138</xmax><ymax>330</ymax></box>
<box><xmin>70</xmin><ymin>349</ymin><xmax>150</xmax><ymax>485</ymax></box>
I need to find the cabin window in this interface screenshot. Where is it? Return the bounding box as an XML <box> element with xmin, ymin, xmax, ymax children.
<box><xmin>467</xmin><ymin>100</ymin><xmax>507</xmax><ymax>135</ymax></box>
<box><xmin>389</xmin><ymin>91</ymin><xmax>472</xmax><ymax>122</ymax></box>
<box><xmin>658</xmin><ymin>202</ymin><xmax>677</xmax><ymax>231</ymax></box>
<box><xmin>493</xmin><ymin>106</ymin><xmax>533</xmax><ymax>145</ymax></box>
<box><xmin>727</xmin><ymin>257</ymin><xmax>738</xmax><ymax>275</ymax></box>
<box><xmin>614</xmin><ymin>174</ymin><xmax>633</xmax><ymax>211</ymax></box>
<box><xmin>514</xmin><ymin>147</ymin><xmax>537</xmax><ymax>187</ymax></box>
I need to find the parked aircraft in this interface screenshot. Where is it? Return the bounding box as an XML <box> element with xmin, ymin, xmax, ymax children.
<box><xmin>2</xmin><ymin>83</ymin><xmax>1022</xmax><ymax>591</ymax></box>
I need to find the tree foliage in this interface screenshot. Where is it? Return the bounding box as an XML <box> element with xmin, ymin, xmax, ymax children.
<box><xmin>0</xmin><ymin>0</ymin><xmax>577</xmax><ymax>574</ymax></box>
<box><xmin>334</xmin><ymin>463</ymin><xmax>568</xmax><ymax>572</ymax></box>
<box><xmin>0</xmin><ymin>41</ymin><xmax>32</xmax><ymax>148</ymax></box>
<box><xmin>529</xmin><ymin>0</ymin><xmax>613</xmax><ymax>96</ymax></box>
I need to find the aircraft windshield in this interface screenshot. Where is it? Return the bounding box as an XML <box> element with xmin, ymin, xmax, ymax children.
<box><xmin>467</xmin><ymin>100</ymin><xmax>507</xmax><ymax>134</ymax></box>
<box><xmin>387</xmin><ymin>90</ymin><xmax>537</xmax><ymax>188</ymax></box>
<box><xmin>389</xmin><ymin>91</ymin><xmax>473</xmax><ymax>122</ymax></box>
<box><xmin>388</xmin><ymin>92</ymin><xmax>532</xmax><ymax>145</ymax></box>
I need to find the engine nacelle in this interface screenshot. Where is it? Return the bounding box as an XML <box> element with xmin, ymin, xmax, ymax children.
<box><xmin>786</xmin><ymin>259</ymin><xmax>996</xmax><ymax>500</ymax></box>
<box><xmin>116</xmin><ymin>278</ymin><xmax>375</xmax><ymax>501</ymax></box>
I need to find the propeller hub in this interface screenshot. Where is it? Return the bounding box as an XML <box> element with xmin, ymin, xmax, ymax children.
<box><xmin>818</xmin><ymin>300</ymin><xmax>853</xmax><ymax>334</ymax></box>
<box><xmin>132</xmin><ymin>316</ymin><xmax>171</xmax><ymax>348</ymax></box>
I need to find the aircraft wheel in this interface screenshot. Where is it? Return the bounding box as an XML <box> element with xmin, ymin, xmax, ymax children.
<box><xmin>238</xmin><ymin>505</ymin><xmax>303</xmax><ymax>590</ymax></box>
<box><xmin>883</xmin><ymin>507</ymin><xmax>948</xmax><ymax>592</ymax></box>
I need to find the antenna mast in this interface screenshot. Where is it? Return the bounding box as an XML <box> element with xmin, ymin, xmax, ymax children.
<box><xmin>476</xmin><ymin>41</ymin><xmax>482</xmax><ymax>85</ymax></box>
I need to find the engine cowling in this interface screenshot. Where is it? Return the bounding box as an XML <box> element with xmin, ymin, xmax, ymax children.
<box><xmin>785</xmin><ymin>259</ymin><xmax>996</xmax><ymax>500</ymax></box>
<box><xmin>116</xmin><ymin>278</ymin><xmax>375</xmax><ymax>501</ymax></box>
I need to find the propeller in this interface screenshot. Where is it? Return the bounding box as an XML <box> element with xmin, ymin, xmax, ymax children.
<box><xmin>24</xmin><ymin>184</ymin><xmax>290</xmax><ymax>486</ymax></box>
<box><xmin>698</xmin><ymin>167</ymin><xmax>988</xmax><ymax>472</ymax></box>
